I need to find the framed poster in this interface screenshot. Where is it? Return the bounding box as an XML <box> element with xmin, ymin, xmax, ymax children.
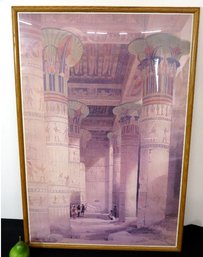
<box><xmin>12</xmin><ymin>6</ymin><xmax>199</xmax><ymax>251</ymax></box>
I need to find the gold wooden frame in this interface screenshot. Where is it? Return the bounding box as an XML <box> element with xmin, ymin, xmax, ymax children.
<box><xmin>12</xmin><ymin>6</ymin><xmax>200</xmax><ymax>252</ymax></box>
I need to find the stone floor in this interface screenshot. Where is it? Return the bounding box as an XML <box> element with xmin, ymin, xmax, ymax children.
<box><xmin>60</xmin><ymin>214</ymin><xmax>178</xmax><ymax>247</ymax></box>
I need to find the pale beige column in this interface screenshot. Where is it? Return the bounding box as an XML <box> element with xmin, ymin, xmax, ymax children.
<box><xmin>19</xmin><ymin>22</ymin><xmax>50</xmax><ymax>240</ymax></box>
<box><xmin>42</xmin><ymin>28</ymin><xmax>83</xmax><ymax>235</ymax></box>
<box><xmin>80</xmin><ymin>129</ymin><xmax>92</xmax><ymax>203</ymax></box>
<box><xmin>85</xmin><ymin>132</ymin><xmax>109</xmax><ymax>213</ymax></box>
<box><xmin>107</xmin><ymin>133</ymin><xmax>114</xmax><ymax>211</ymax></box>
<box><xmin>107</xmin><ymin>132</ymin><xmax>121</xmax><ymax>216</ymax></box>
<box><xmin>129</xmin><ymin>33</ymin><xmax>190</xmax><ymax>227</ymax></box>
<box><xmin>112</xmin><ymin>132</ymin><xmax>121</xmax><ymax>218</ymax></box>
<box><xmin>68</xmin><ymin>101</ymin><xmax>89</xmax><ymax>206</ymax></box>
<box><xmin>113</xmin><ymin>102</ymin><xmax>140</xmax><ymax>222</ymax></box>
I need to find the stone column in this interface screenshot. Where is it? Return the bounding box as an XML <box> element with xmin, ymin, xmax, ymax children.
<box><xmin>107</xmin><ymin>133</ymin><xmax>114</xmax><ymax>211</ymax></box>
<box><xmin>113</xmin><ymin>102</ymin><xmax>140</xmax><ymax>222</ymax></box>
<box><xmin>68</xmin><ymin>101</ymin><xmax>89</xmax><ymax>206</ymax></box>
<box><xmin>85</xmin><ymin>132</ymin><xmax>109</xmax><ymax>213</ymax></box>
<box><xmin>42</xmin><ymin>28</ymin><xmax>83</xmax><ymax>235</ymax></box>
<box><xmin>18</xmin><ymin>22</ymin><xmax>50</xmax><ymax>240</ymax></box>
<box><xmin>80</xmin><ymin>129</ymin><xmax>92</xmax><ymax>203</ymax></box>
<box><xmin>107</xmin><ymin>132</ymin><xmax>121</xmax><ymax>217</ymax></box>
<box><xmin>129</xmin><ymin>33</ymin><xmax>190</xmax><ymax>227</ymax></box>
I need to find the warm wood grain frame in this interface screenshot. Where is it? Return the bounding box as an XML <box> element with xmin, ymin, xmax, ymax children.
<box><xmin>12</xmin><ymin>6</ymin><xmax>200</xmax><ymax>251</ymax></box>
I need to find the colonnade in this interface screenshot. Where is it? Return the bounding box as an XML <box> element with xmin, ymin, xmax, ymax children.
<box><xmin>123</xmin><ymin>33</ymin><xmax>189</xmax><ymax>226</ymax></box>
<box><xmin>102</xmin><ymin>34</ymin><xmax>190</xmax><ymax>225</ymax></box>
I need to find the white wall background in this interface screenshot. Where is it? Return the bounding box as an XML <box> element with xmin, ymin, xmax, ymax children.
<box><xmin>0</xmin><ymin>0</ymin><xmax>203</xmax><ymax>226</ymax></box>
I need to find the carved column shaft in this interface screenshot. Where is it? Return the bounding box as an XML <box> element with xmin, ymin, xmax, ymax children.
<box><xmin>120</xmin><ymin>119</ymin><xmax>139</xmax><ymax>221</ymax></box>
<box><xmin>129</xmin><ymin>33</ymin><xmax>190</xmax><ymax>227</ymax></box>
<box><xmin>138</xmin><ymin>59</ymin><xmax>176</xmax><ymax>226</ymax></box>
<box><xmin>138</xmin><ymin>103</ymin><xmax>172</xmax><ymax>226</ymax></box>
<box><xmin>19</xmin><ymin>23</ymin><xmax>50</xmax><ymax>240</ymax></box>
<box><xmin>107</xmin><ymin>133</ymin><xmax>114</xmax><ymax>211</ymax></box>
<box><xmin>107</xmin><ymin>132</ymin><xmax>121</xmax><ymax>217</ymax></box>
<box><xmin>68</xmin><ymin>101</ymin><xmax>89</xmax><ymax>206</ymax></box>
<box><xmin>80</xmin><ymin>129</ymin><xmax>92</xmax><ymax>204</ymax></box>
<box><xmin>43</xmin><ymin>28</ymin><xmax>83</xmax><ymax>235</ymax></box>
<box><xmin>113</xmin><ymin>103</ymin><xmax>140</xmax><ymax>222</ymax></box>
<box><xmin>113</xmin><ymin>133</ymin><xmax>121</xmax><ymax>217</ymax></box>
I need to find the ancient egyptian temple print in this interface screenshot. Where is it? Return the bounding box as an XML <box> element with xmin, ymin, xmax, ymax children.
<box><xmin>12</xmin><ymin>7</ymin><xmax>199</xmax><ymax>251</ymax></box>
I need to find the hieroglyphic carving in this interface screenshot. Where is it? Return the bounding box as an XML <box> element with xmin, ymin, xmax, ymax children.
<box><xmin>141</xmin><ymin>104</ymin><xmax>172</xmax><ymax>121</ymax></box>
<box><xmin>68</xmin><ymin>87</ymin><xmax>121</xmax><ymax>100</ymax></box>
<box><xmin>45</xmin><ymin>121</ymin><xmax>69</xmax><ymax>146</ymax></box>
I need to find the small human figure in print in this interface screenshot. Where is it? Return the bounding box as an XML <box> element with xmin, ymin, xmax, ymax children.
<box><xmin>77</xmin><ymin>204</ymin><xmax>81</xmax><ymax>217</ymax></box>
<box><xmin>81</xmin><ymin>204</ymin><xmax>86</xmax><ymax>217</ymax></box>
<box><xmin>71</xmin><ymin>205</ymin><xmax>77</xmax><ymax>219</ymax></box>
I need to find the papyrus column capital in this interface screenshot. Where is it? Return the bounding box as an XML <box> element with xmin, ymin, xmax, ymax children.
<box><xmin>68</xmin><ymin>100</ymin><xmax>89</xmax><ymax>137</ymax></box>
<box><xmin>129</xmin><ymin>33</ymin><xmax>190</xmax><ymax>104</ymax></box>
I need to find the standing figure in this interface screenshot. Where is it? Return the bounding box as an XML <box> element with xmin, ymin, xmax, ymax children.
<box><xmin>77</xmin><ymin>204</ymin><xmax>81</xmax><ymax>217</ymax></box>
<box><xmin>81</xmin><ymin>204</ymin><xmax>86</xmax><ymax>217</ymax></box>
<box><xmin>113</xmin><ymin>205</ymin><xmax>117</xmax><ymax>218</ymax></box>
<box><xmin>71</xmin><ymin>205</ymin><xmax>77</xmax><ymax>219</ymax></box>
